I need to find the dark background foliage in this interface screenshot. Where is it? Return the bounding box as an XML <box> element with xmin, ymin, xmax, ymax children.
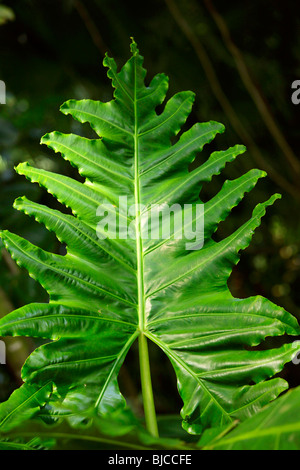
<box><xmin>0</xmin><ymin>0</ymin><xmax>299</xmax><ymax>417</ymax></box>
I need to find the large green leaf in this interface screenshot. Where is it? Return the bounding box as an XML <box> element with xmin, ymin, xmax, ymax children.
<box><xmin>0</xmin><ymin>39</ymin><xmax>299</xmax><ymax>435</ymax></box>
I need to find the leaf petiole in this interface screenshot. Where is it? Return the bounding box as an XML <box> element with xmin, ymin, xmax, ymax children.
<box><xmin>138</xmin><ymin>333</ymin><xmax>159</xmax><ymax>438</ymax></box>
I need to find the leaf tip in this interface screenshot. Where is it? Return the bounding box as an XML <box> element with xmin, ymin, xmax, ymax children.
<box><xmin>13</xmin><ymin>196</ymin><xmax>26</xmax><ymax>210</ymax></box>
<box><xmin>40</xmin><ymin>132</ymin><xmax>50</xmax><ymax>145</ymax></box>
<box><xmin>130</xmin><ymin>37</ymin><xmax>139</xmax><ymax>55</ymax></box>
<box><xmin>14</xmin><ymin>161</ymin><xmax>29</xmax><ymax>176</ymax></box>
<box><xmin>0</xmin><ymin>229</ymin><xmax>9</xmax><ymax>241</ymax></box>
<box><xmin>260</xmin><ymin>170</ymin><xmax>268</xmax><ymax>178</ymax></box>
<box><xmin>270</xmin><ymin>192</ymin><xmax>282</xmax><ymax>204</ymax></box>
<box><xmin>59</xmin><ymin>100</ymin><xmax>74</xmax><ymax>116</ymax></box>
<box><xmin>210</xmin><ymin>120</ymin><xmax>226</xmax><ymax>134</ymax></box>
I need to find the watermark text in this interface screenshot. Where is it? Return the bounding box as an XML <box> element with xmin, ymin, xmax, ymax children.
<box><xmin>96</xmin><ymin>197</ymin><xmax>204</xmax><ymax>251</ymax></box>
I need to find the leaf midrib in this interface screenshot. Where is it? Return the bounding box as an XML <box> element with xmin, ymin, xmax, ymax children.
<box><xmin>132</xmin><ymin>52</ymin><xmax>146</xmax><ymax>332</ymax></box>
<box><xmin>94</xmin><ymin>331</ymin><xmax>140</xmax><ymax>409</ymax></box>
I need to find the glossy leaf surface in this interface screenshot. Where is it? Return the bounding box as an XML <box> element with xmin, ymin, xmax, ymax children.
<box><xmin>0</xmin><ymin>40</ymin><xmax>299</xmax><ymax>434</ymax></box>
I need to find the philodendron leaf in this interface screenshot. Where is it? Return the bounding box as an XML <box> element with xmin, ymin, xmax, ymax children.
<box><xmin>200</xmin><ymin>383</ymin><xmax>300</xmax><ymax>450</ymax></box>
<box><xmin>0</xmin><ymin>39</ymin><xmax>299</xmax><ymax>435</ymax></box>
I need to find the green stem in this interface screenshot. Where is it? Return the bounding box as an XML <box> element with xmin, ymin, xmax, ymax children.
<box><xmin>138</xmin><ymin>333</ymin><xmax>159</xmax><ymax>438</ymax></box>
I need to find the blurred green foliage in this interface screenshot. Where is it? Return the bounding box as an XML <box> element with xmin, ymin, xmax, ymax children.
<box><xmin>0</xmin><ymin>0</ymin><xmax>299</xmax><ymax>412</ymax></box>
